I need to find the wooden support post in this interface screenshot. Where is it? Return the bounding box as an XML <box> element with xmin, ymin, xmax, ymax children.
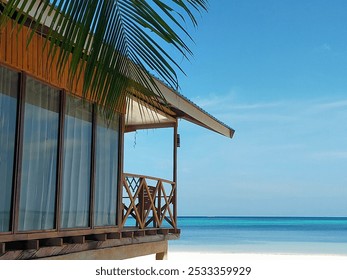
<box><xmin>173</xmin><ymin>122</ymin><xmax>178</xmax><ymax>224</ymax></box>
<box><xmin>0</xmin><ymin>243</ymin><xmax>5</xmax><ymax>255</ymax></box>
<box><xmin>155</xmin><ymin>241</ymin><xmax>168</xmax><ymax>260</ymax></box>
<box><xmin>117</xmin><ymin>114</ymin><xmax>125</xmax><ymax>229</ymax></box>
<box><xmin>26</xmin><ymin>240</ymin><xmax>39</xmax><ymax>250</ymax></box>
<box><xmin>173</xmin><ymin>122</ymin><xmax>178</xmax><ymax>188</ymax></box>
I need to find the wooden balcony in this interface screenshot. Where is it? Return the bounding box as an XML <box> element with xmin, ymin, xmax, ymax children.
<box><xmin>0</xmin><ymin>173</ymin><xmax>180</xmax><ymax>259</ymax></box>
<box><xmin>122</xmin><ymin>173</ymin><xmax>178</xmax><ymax>230</ymax></box>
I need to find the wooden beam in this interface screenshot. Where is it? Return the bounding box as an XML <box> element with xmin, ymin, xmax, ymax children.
<box><xmin>134</xmin><ymin>231</ymin><xmax>145</xmax><ymax>237</ymax></box>
<box><xmin>6</xmin><ymin>240</ymin><xmax>39</xmax><ymax>250</ymax></box>
<box><xmin>125</xmin><ymin>122</ymin><xmax>175</xmax><ymax>133</ymax></box>
<box><xmin>0</xmin><ymin>227</ymin><xmax>122</xmax><ymax>243</ymax></box>
<box><xmin>121</xmin><ymin>231</ymin><xmax>133</xmax><ymax>238</ymax></box>
<box><xmin>1</xmin><ymin>233</ymin><xmax>180</xmax><ymax>260</ymax></box>
<box><xmin>63</xmin><ymin>236</ymin><xmax>85</xmax><ymax>244</ymax></box>
<box><xmin>158</xmin><ymin>229</ymin><xmax>169</xmax><ymax>235</ymax></box>
<box><xmin>169</xmin><ymin>228</ymin><xmax>181</xmax><ymax>234</ymax></box>
<box><xmin>107</xmin><ymin>233</ymin><xmax>121</xmax><ymax>239</ymax></box>
<box><xmin>40</xmin><ymin>238</ymin><xmax>63</xmax><ymax>247</ymax></box>
<box><xmin>145</xmin><ymin>229</ymin><xmax>157</xmax><ymax>236</ymax></box>
<box><xmin>43</xmin><ymin>240</ymin><xmax>169</xmax><ymax>260</ymax></box>
<box><xmin>86</xmin><ymin>234</ymin><xmax>107</xmax><ymax>242</ymax></box>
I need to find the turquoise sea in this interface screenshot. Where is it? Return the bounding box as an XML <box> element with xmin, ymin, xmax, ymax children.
<box><xmin>169</xmin><ymin>217</ymin><xmax>347</xmax><ymax>255</ymax></box>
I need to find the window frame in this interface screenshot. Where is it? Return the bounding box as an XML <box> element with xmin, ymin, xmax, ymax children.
<box><xmin>0</xmin><ymin>65</ymin><xmax>20</xmax><ymax>234</ymax></box>
<box><xmin>17</xmin><ymin>75</ymin><xmax>61</xmax><ymax>232</ymax></box>
<box><xmin>0</xmin><ymin>64</ymin><xmax>124</xmax><ymax>240</ymax></box>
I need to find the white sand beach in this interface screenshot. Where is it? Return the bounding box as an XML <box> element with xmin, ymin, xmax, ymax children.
<box><xmin>170</xmin><ymin>251</ymin><xmax>347</xmax><ymax>260</ymax></box>
<box><xmin>134</xmin><ymin>251</ymin><xmax>347</xmax><ymax>261</ymax></box>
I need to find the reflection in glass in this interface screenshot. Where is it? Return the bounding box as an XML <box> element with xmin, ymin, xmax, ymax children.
<box><xmin>0</xmin><ymin>67</ymin><xmax>18</xmax><ymax>232</ymax></box>
<box><xmin>61</xmin><ymin>95</ymin><xmax>92</xmax><ymax>228</ymax></box>
<box><xmin>94</xmin><ymin>111</ymin><xmax>119</xmax><ymax>226</ymax></box>
<box><xmin>19</xmin><ymin>78</ymin><xmax>60</xmax><ymax>231</ymax></box>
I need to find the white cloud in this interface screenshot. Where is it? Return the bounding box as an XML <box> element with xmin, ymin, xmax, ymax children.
<box><xmin>311</xmin><ymin>151</ymin><xmax>347</xmax><ymax>160</ymax></box>
<box><xmin>192</xmin><ymin>91</ymin><xmax>236</xmax><ymax>108</ymax></box>
<box><xmin>190</xmin><ymin>90</ymin><xmax>347</xmax><ymax>135</ymax></box>
<box><xmin>314</xmin><ymin>43</ymin><xmax>332</xmax><ymax>52</ymax></box>
<box><xmin>228</xmin><ymin>102</ymin><xmax>283</xmax><ymax>110</ymax></box>
<box><xmin>321</xmin><ymin>43</ymin><xmax>331</xmax><ymax>51</ymax></box>
<box><xmin>311</xmin><ymin>99</ymin><xmax>347</xmax><ymax>110</ymax></box>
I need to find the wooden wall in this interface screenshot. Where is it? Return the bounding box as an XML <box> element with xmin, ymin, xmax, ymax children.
<box><xmin>0</xmin><ymin>19</ymin><xmax>125</xmax><ymax>113</ymax></box>
<box><xmin>1</xmin><ymin>21</ymin><xmax>80</xmax><ymax>92</ymax></box>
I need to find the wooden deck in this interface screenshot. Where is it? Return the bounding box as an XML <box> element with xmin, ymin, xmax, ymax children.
<box><xmin>0</xmin><ymin>227</ymin><xmax>180</xmax><ymax>260</ymax></box>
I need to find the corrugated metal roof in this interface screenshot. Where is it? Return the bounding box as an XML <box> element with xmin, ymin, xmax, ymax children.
<box><xmin>153</xmin><ymin>77</ymin><xmax>235</xmax><ymax>138</ymax></box>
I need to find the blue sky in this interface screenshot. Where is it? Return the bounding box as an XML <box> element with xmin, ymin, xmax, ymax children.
<box><xmin>125</xmin><ymin>0</ymin><xmax>347</xmax><ymax>217</ymax></box>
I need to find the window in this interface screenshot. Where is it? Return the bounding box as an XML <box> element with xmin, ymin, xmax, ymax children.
<box><xmin>0</xmin><ymin>68</ymin><xmax>121</xmax><ymax>234</ymax></box>
<box><xmin>94</xmin><ymin>110</ymin><xmax>119</xmax><ymax>226</ymax></box>
<box><xmin>0</xmin><ymin>66</ymin><xmax>18</xmax><ymax>232</ymax></box>
<box><xmin>61</xmin><ymin>95</ymin><xmax>92</xmax><ymax>228</ymax></box>
<box><xmin>18</xmin><ymin>77</ymin><xmax>60</xmax><ymax>231</ymax></box>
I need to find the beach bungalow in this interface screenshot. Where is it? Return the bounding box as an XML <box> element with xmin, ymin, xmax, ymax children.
<box><xmin>0</xmin><ymin>6</ymin><xmax>234</xmax><ymax>260</ymax></box>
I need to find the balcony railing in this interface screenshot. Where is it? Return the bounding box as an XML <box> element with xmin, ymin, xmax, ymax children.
<box><xmin>121</xmin><ymin>173</ymin><xmax>177</xmax><ymax>230</ymax></box>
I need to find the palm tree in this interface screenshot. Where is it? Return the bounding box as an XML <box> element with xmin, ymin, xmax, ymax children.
<box><xmin>0</xmin><ymin>0</ymin><xmax>208</xmax><ymax>114</ymax></box>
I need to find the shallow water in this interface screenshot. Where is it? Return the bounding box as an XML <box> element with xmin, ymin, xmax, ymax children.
<box><xmin>169</xmin><ymin>217</ymin><xmax>347</xmax><ymax>255</ymax></box>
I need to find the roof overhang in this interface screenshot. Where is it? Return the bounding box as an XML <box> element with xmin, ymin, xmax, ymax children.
<box><xmin>125</xmin><ymin>78</ymin><xmax>235</xmax><ymax>138</ymax></box>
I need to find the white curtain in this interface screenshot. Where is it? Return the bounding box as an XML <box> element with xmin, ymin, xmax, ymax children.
<box><xmin>0</xmin><ymin>66</ymin><xmax>18</xmax><ymax>232</ymax></box>
<box><xmin>61</xmin><ymin>94</ymin><xmax>92</xmax><ymax>228</ymax></box>
<box><xmin>94</xmin><ymin>111</ymin><xmax>119</xmax><ymax>226</ymax></box>
<box><xmin>18</xmin><ymin>77</ymin><xmax>60</xmax><ymax>231</ymax></box>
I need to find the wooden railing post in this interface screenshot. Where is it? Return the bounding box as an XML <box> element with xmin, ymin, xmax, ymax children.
<box><xmin>157</xmin><ymin>183</ymin><xmax>162</xmax><ymax>227</ymax></box>
<box><xmin>139</xmin><ymin>177</ymin><xmax>145</xmax><ymax>229</ymax></box>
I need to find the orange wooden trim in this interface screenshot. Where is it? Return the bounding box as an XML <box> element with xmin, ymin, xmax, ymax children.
<box><xmin>0</xmin><ymin>19</ymin><xmax>126</xmax><ymax>114</ymax></box>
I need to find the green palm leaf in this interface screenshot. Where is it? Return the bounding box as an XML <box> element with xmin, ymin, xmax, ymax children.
<box><xmin>0</xmin><ymin>0</ymin><xmax>208</xmax><ymax>115</ymax></box>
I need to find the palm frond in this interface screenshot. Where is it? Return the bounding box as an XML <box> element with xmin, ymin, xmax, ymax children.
<box><xmin>0</xmin><ymin>0</ymin><xmax>208</xmax><ymax>114</ymax></box>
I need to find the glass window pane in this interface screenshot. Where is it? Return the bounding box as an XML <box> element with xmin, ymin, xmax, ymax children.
<box><xmin>19</xmin><ymin>77</ymin><xmax>60</xmax><ymax>231</ymax></box>
<box><xmin>61</xmin><ymin>94</ymin><xmax>92</xmax><ymax>228</ymax></box>
<box><xmin>0</xmin><ymin>66</ymin><xmax>18</xmax><ymax>232</ymax></box>
<box><xmin>94</xmin><ymin>111</ymin><xmax>119</xmax><ymax>226</ymax></box>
